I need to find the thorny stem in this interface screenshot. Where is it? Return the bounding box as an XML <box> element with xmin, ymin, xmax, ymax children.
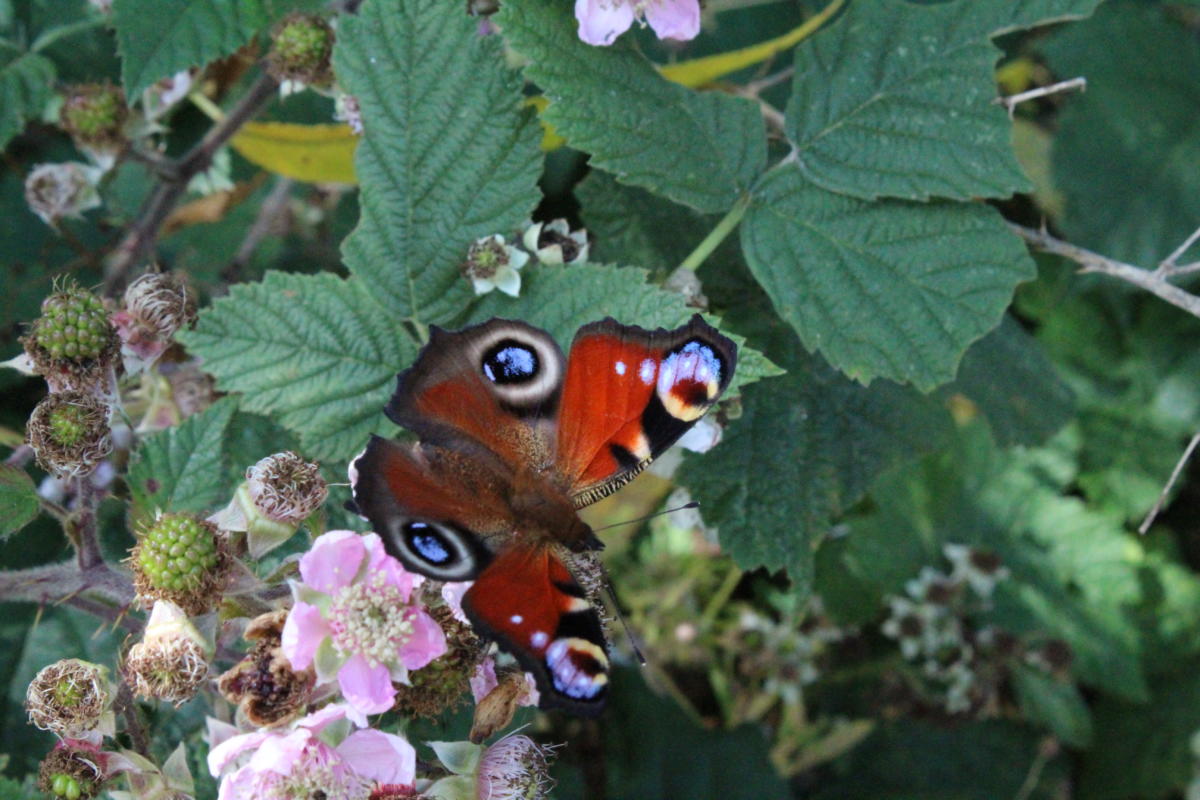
<box><xmin>699</xmin><ymin>563</ymin><xmax>743</xmax><ymax>630</ymax></box>
<box><xmin>104</xmin><ymin>72</ymin><xmax>280</xmax><ymax>292</ymax></box>
<box><xmin>676</xmin><ymin>193</ymin><xmax>752</xmax><ymax>273</ymax></box>
<box><xmin>115</xmin><ymin>682</ymin><xmax>151</xmax><ymax>756</ymax></box>
<box><xmin>1008</xmin><ymin>223</ymin><xmax>1200</xmax><ymax>319</ymax></box>
<box><xmin>72</xmin><ymin>477</ymin><xmax>104</xmax><ymax>571</ymax></box>
<box><xmin>0</xmin><ymin>560</ymin><xmax>136</xmax><ymax>616</ymax></box>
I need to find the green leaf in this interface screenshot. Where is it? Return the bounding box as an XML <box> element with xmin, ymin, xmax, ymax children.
<box><xmin>787</xmin><ymin>0</ymin><xmax>1027</xmax><ymax>201</ymax></box>
<box><xmin>939</xmin><ymin>316</ymin><xmax>1074</xmax><ymax>447</ymax></box>
<box><xmin>970</xmin><ymin>0</ymin><xmax>1105</xmax><ymax>37</ymax></box>
<box><xmin>179</xmin><ymin>271</ymin><xmax>414</xmax><ymax>461</ymax></box>
<box><xmin>128</xmin><ymin>396</ymin><xmax>239</xmax><ymax>526</ymax></box>
<box><xmin>1044</xmin><ymin>2</ymin><xmax>1200</xmax><ymax>267</ymax></box>
<box><xmin>740</xmin><ymin>165</ymin><xmax>1035</xmax><ymax>390</ymax></box>
<box><xmin>814</xmin><ymin>720</ymin><xmax>1067</xmax><ymax>800</ymax></box>
<box><xmin>677</xmin><ymin>351</ymin><xmax>948</xmax><ymax>586</ymax></box>
<box><xmin>1078</xmin><ymin>671</ymin><xmax>1200</xmax><ymax>799</ymax></box>
<box><xmin>112</xmin><ymin>0</ymin><xmax>269</xmax><ymax>99</ymax></box>
<box><xmin>498</xmin><ymin>0</ymin><xmax>765</xmax><ymax>214</ymax></box>
<box><xmin>0</xmin><ymin>465</ymin><xmax>38</xmax><ymax>539</ymax></box>
<box><xmin>334</xmin><ymin>0</ymin><xmax>543</xmax><ymax>324</ymax></box>
<box><xmin>1012</xmin><ymin>664</ymin><xmax>1093</xmax><ymax>748</ymax></box>
<box><xmin>602</xmin><ymin>668</ymin><xmax>787</xmax><ymax>800</ymax></box>
<box><xmin>465</xmin><ymin>262</ymin><xmax>780</xmax><ymax>393</ymax></box>
<box><xmin>0</xmin><ymin>45</ymin><xmax>54</xmax><ymax>150</ymax></box>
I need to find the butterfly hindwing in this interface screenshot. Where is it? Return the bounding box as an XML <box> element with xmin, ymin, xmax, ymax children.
<box><xmin>556</xmin><ymin>314</ymin><xmax>737</xmax><ymax>506</ymax></box>
<box><xmin>461</xmin><ymin>544</ymin><xmax>609</xmax><ymax>715</ymax></box>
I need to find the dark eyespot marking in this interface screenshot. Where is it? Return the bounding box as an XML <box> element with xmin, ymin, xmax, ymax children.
<box><xmin>482</xmin><ymin>339</ymin><xmax>539</xmax><ymax>385</ymax></box>
<box><xmin>405</xmin><ymin>522</ymin><xmax>452</xmax><ymax>565</ymax></box>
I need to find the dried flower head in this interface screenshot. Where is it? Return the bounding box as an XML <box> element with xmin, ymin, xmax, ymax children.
<box><xmin>124</xmin><ymin>600</ymin><xmax>210</xmax><ymax>706</ymax></box>
<box><xmin>25</xmin><ymin>162</ymin><xmax>103</xmax><ymax>226</ymax></box>
<box><xmin>392</xmin><ymin>605</ymin><xmax>484</xmax><ymax>720</ymax></box>
<box><xmin>477</xmin><ymin>735</ymin><xmax>557</xmax><ymax>800</ymax></box>
<box><xmin>22</xmin><ymin>282</ymin><xmax>118</xmax><ymax>392</ymax></box>
<box><xmin>131</xmin><ymin>512</ymin><xmax>230</xmax><ymax>616</ymax></box>
<box><xmin>218</xmin><ymin>609</ymin><xmax>315</xmax><ymax>728</ymax></box>
<box><xmin>27</xmin><ymin>392</ymin><xmax>113</xmax><ymax>478</ymax></box>
<box><xmin>26</xmin><ymin>659</ymin><xmax>114</xmax><ymax>739</ymax></box>
<box><xmin>248</xmin><ymin>451</ymin><xmax>328</xmax><ymax>524</ymax></box>
<box><xmin>59</xmin><ymin>83</ymin><xmax>128</xmax><ymax>152</ymax></box>
<box><xmin>522</xmin><ymin>219</ymin><xmax>589</xmax><ymax>266</ymax></box>
<box><xmin>463</xmin><ymin>234</ymin><xmax>528</xmax><ymax>297</ymax></box>
<box><xmin>113</xmin><ymin>272</ymin><xmax>196</xmax><ymax>371</ymax></box>
<box><xmin>268</xmin><ymin>13</ymin><xmax>335</xmax><ymax>87</ymax></box>
<box><xmin>38</xmin><ymin>739</ymin><xmax>110</xmax><ymax>800</ymax></box>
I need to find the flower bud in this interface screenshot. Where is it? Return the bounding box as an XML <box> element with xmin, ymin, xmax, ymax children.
<box><xmin>26</xmin><ymin>659</ymin><xmax>115</xmax><ymax>740</ymax></box>
<box><xmin>38</xmin><ymin>740</ymin><xmax>110</xmax><ymax>800</ymax></box>
<box><xmin>59</xmin><ymin>83</ymin><xmax>128</xmax><ymax>155</ymax></box>
<box><xmin>113</xmin><ymin>272</ymin><xmax>196</xmax><ymax>372</ymax></box>
<box><xmin>27</xmin><ymin>392</ymin><xmax>113</xmax><ymax>478</ymax></box>
<box><xmin>463</xmin><ymin>234</ymin><xmax>528</xmax><ymax>297</ymax></box>
<box><xmin>212</xmin><ymin>451</ymin><xmax>328</xmax><ymax>558</ymax></box>
<box><xmin>268</xmin><ymin>14</ymin><xmax>335</xmax><ymax>87</ymax></box>
<box><xmin>22</xmin><ymin>282</ymin><xmax>119</xmax><ymax>392</ymax></box>
<box><xmin>25</xmin><ymin>162</ymin><xmax>103</xmax><ymax>227</ymax></box>
<box><xmin>131</xmin><ymin>512</ymin><xmax>229</xmax><ymax>615</ymax></box>
<box><xmin>335</xmin><ymin>93</ymin><xmax>363</xmax><ymax>135</ymax></box>
<box><xmin>124</xmin><ymin>600</ymin><xmax>211</xmax><ymax>706</ymax></box>
<box><xmin>217</xmin><ymin>609</ymin><xmax>314</xmax><ymax>727</ymax></box>
<box><xmin>521</xmin><ymin>219</ymin><xmax>588</xmax><ymax>266</ymax></box>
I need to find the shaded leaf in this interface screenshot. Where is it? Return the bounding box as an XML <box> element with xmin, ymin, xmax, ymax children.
<box><xmin>788</xmin><ymin>0</ymin><xmax>1028</xmax><ymax>201</ymax></box>
<box><xmin>740</xmin><ymin>165</ymin><xmax>1035</xmax><ymax>390</ymax></box>
<box><xmin>1012</xmin><ymin>664</ymin><xmax>1093</xmax><ymax>748</ymax></box>
<box><xmin>112</xmin><ymin>0</ymin><xmax>269</xmax><ymax>98</ymax></box>
<box><xmin>179</xmin><ymin>271</ymin><xmax>413</xmax><ymax>461</ymax></box>
<box><xmin>335</xmin><ymin>0</ymin><xmax>543</xmax><ymax>324</ymax></box>
<box><xmin>1044</xmin><ymin>2</ymin><xmax>1200</xmax><ymax>266</ymax></box>
<box><xmin>0</xmin><ymin>45</ymin><xmax>54</xmax><ymax>150</ymax></box>
<box><xmin>498</xmin><ymin>0</ymin><xmax>765</xmax><ymax>214</ymax></box>
<box><xmin>0</xmin><ymin>465</ymin><xmax>38</xmax><ymax>538</ymax></box>
<box><xmin>128</xmin><ymin>396</ymin><xmax>239</xmax><ymax>526</ymax></box>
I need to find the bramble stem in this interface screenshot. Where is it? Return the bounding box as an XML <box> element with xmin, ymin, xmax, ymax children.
<box><xmin>676</xmin><ymin>193</ymin><xmax>752</xmax><ymax>273</ymax></box>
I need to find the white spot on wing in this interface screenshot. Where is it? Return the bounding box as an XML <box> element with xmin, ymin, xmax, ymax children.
<box><xmin>531</xmin><ymin>631</ymin><xmax>549</xmax><ymax>648</ymax></box>
<box><xmin>639</xmin><ymin>358</ymin><xmax>656</xmax><ymax>385</ymax></box>
<box><xmin>614</xmin><ymin>360</ymin><xmax>626</xmax><ymax>375</ymax></box>
<box><xmin>510</xmin><ymin>614</ymin><xmax>523</xmax><ymax>625</ymax></box>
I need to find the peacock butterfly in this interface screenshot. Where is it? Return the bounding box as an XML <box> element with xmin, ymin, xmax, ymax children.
<box><xmin>349</xmin><ymin>315</ymin><xmax>736</xmax><ymax>714</ymax></box>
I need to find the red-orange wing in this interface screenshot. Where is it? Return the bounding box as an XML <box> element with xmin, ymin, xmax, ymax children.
<box><xmin>461</xmin><ymin>544</ymin><xmax>609</xmax><ymax>715</ymax></box>
<box><xmin>555</xmin><ymin>315</ymin><xmax>737</xmax><ymax>506</ymax></box>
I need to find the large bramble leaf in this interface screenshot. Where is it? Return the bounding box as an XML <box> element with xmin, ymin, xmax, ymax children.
<box><xmin>1012</xmin><ymin>663</ymin><xmax>1093</xmax><ymax>748</ymax></box>
<box><xmin>740</xmin><ymin>165</ymin><xmax>1035</xmax><ymax>390</ymax></box>
<box><xmin>498</xmin><ymin>0</ymin><xmax>765</xmax><ymax>214</ymax></box>
<box><xmin>1043</xmin><ymin>2</ymin><xmax>1200</xmax><ymax>267</ymax></box>
<box><xmin>787</xmin><ymin>0</ymin><xmax>1028</xmax><ymax>201</ymax></box>
<box><xmin>127</xmin><ymin>396</ymin><xmax>239</xmax><ymax>527</ymax></box>
<box><xmin>0</xmin><ymin>44</ymin><xmax>54</xmax><ymax>150</ymax></box>
<box><xmin>939</xmin><ymin>316</ymin><xmax>1074</xmax><ymax>447</ymax></box>
<box><xmin>465</xmin><ymin>262</ymin><xmax>781</xmax><ymax>393</ymax></box>
<box><xmin>112</xmin><ymin>0</ymin><xmax>270</xmax><ymax>98</ymax></box>
<box><xmin>0</xmin><ymin>465</ymin><xmax>38</xmax><ymax>539</ymax></box>
<box><xmin>179</xmin><ymin>271</ymin><xmax>414</xmax><ymax>462</ymax></box>
<box><xmin>335</xmin><ymin>0</ymin><xmax>543</xmax><ymax>324</ymax></box>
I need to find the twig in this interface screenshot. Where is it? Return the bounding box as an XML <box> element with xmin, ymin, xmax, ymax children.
<box><xmin>1139</xmin><ymin>432</ymin><xmax>1200</xmax><ymax>535</ymax></box>
<box><xmin>104</xmin><ymin>72</ymin><xmax>279</xmax><ymax>292</ymax></box>
<box><xmin>745</xmin><ymin>66</ymin><xmax>795</xmax><ymax>96</ymax></box>
<box><xmin>115</xmin><ymin>682</ymin><xmax>151</xmax><ymax>756</ymax></box>
<box><xmin>1158</xmin><ymin>224</ymin><xmax>1200</xmax><ymax>275</ymax></box>
<box><xmin>73</xmin><ymin>476</ymin><xmax>104</xmax><ymax>570</ymax></box>
<box><xmin>226</xmin><ymin>176</ymin><xmax>295</xmax><ymax>282</ymax></box>
<box><xmin>5</xmin><ymin>444</ymin><xmax>34</xmax><ymax>468</ymax></box>
<box><xmin>0</xmin><ymin>560</ymin><xmax>136</xmax><ymax>609</ymax></box>
<box><xmin>995</xmin><ymin>76</ymin><xmax>1086</xmax><ymax>117</ymax></box>
<box><xmin>1008</xmin><ymin>223</ymin><xmax>1200</xmax><ymax>319</ymax></box>
<box><xmin>1012</xmin><ymin>738</ymin><xmax>1058</xmax><ymax>800</ymax></box>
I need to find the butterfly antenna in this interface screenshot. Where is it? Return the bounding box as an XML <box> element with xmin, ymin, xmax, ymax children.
<box><xmin>592</xmin><ymin>501</ymin><xmax>699</xmax><ymax>532</ymax></box>
<box><xmin>595</xmin><ymin>560</ymin><xmax>647</xmax><ymax>666</ymax></box>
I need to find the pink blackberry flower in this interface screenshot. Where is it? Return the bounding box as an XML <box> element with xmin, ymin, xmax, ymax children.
<box><xmin>574</xmin><ymin>0</ymin><xmax>700</xmax><ymax>46</ymax></box>
<box><xmin>282</xmin><ymin>531</ymin><xmax>447</xmax><ymax>720</ymax></box>
<box><xmin>207</xmin><ymin>705</ymin><xmax>416</xmax><ymax>800</ymax></box>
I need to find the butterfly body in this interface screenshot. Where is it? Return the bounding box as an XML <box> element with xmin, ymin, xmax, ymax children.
<box><xmin>351</xmin><ymin>315</ymin><xmax>736</xmax><ymax>713</ymax></box>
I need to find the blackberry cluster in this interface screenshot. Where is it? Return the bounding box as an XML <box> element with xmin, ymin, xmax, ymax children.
<box><xmin>32</xmin><ymin>287</ymin><xmax>114</xmax><ymax>362</ymax></box>
<box><xmin>132</xmin><ymin>514</ymin><xmax>227</xmax><ymax>614</ymax></box>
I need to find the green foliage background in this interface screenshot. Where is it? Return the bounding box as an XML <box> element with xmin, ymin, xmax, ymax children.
<box><xmin>3</xmin><ymin>0</ymin><xmax>1200</xmax><ymax>797</ymax></box>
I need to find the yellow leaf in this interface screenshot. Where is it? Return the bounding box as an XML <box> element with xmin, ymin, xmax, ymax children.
<box><xmin>525</xmin><ymin>95</ymin><xmax>567</xmax><ymax>151</ymax></box>
<box><xmin>231</xmin><ymin>121</ymin><xmax>358</xmax><ymax>184</ymax></box>
<box><xmin>659</xmin><ymin>0</ymin><xmax>845</xmax><ymax>88</ymax></box>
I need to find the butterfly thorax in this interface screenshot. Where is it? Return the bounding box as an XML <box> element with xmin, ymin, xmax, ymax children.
<box><xmin>507</xmin><ymin>467</ymin><xmax>596</xmax><ymax>552</ymax></box>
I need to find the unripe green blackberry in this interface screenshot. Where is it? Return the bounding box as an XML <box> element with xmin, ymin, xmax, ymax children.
<box><xmin>59</xmin><ymin>83</ymin><xmax>127</xmax><ymax>150</ymax></box>
<box><xmin>23</xmin><ymin>283</ymin><xmax>118</xmax><ymax>391</ymax></box>
<box><xmin>27</xmin><ymin>392</ymin><xmax>112</xmax><ymax>478</ymax></box>
<box><xmin>38</xmin><ymin>741</ymin><xmax>106</xmax><ymax>800</ymax></box>
<box><xmin>268</xmin><ymin>14</ymin><xmax>335</xmax><ymax>86</ymax></box>
<box><xmin>131</xmin><ymin>513</ymin><xmax>229</xmax><ymax>615</ymax></box>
